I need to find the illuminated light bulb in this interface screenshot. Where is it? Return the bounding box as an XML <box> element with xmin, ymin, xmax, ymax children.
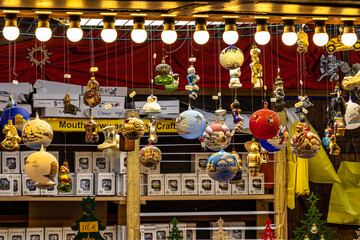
<box><xmin>161</xmin><ymin>18</ymin><xmax>177</xmax><ymax>44</ymax></box>
<box><xmin>131</xmin><ymin>17</ymin><xmax>147</xmax><ymax>44</ymax></box>
<box><xmin>35</xmin><ymin>15</ymin><xmax>52</xmax><ymax>42</ymax></box>
<box><xmin>66</xmin><ymin>15</ymin><xmax>83</xmax><ymax>42</ymax></box>
<box><xmin>313</xmin><ymin>21</ymin><xmax>329</xmax><ymax>46</ymax></box>
<box><xmin>341</xmin><ymin>21</ymin><xmax>357</xmax><ymax>46</ymax></box>
<box><xmin>101</xmin><ymin>16</ymin><xmax>117</xmax><ymax>43</ymax></box>
<box><xmin>223</xmin><ymin>19</ymin><xmax>238</xmax><ymax>45</ymax></box>
<box><xmin>193</xmin><ymin>18</ymin><xmax>209</xmax><ymax>45</ymax></box>
<box><xmin>3</xmin><ymin>14</ymin><xmax>20</xmax><ymax>41</ymax></box>
<box><xmin>254</xmin><ymin>19</ymin><xmax>270</xmax><ymax>45</ymax></box>
<box><xmin>282</xmin><ymin>20</ymin><xmax>297</xmax><ymax>46</ymax></box>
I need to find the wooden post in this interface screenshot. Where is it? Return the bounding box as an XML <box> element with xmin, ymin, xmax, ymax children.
<box><xmin>274</xmin><ymin>110</ymin><xmax>287</xmax><ymax>240</ymax></box>
<box><xmin>126</xmin><ymin>110</ymin><xmax>141</xmax><ymax>240</ymax></box>
<box><xmin>256</xmin><ymin>200</ymin><xmax>269</xmax><ymax>238</ymax></box>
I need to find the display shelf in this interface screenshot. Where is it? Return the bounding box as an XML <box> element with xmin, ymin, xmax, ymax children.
<box><xmin>141</xmin><ymin>194</ymin><xmax>274</xmax><ymax>201</ymax></box>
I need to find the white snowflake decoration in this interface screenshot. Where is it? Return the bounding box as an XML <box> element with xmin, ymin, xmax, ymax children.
<box><xmin>26</xmin><ymin>43</ymin><xmax>51</xmax><ymax>68</ymax></box>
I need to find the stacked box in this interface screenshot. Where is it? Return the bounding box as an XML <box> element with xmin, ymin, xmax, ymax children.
<box><xmin>47</xmin><ymin>151</ymin><xmax>59</xmax><ymax>161</ymax></box>
<box><xmin>20</xmin><ymin>151</ymin><xmax>36</xmax><ymax>173</ymax></box>
<box><xmin>249</xmin><ymin>173</ymin><xmax>265</xmax><ymax>195</ymax></box>
<box><xmin>231</xmin><ymin>174</ymin><xmax>249</xmax><ymax>195</ymax></box>
<box><xmin>241</xmin><ymin>154</ymin><xmax>249</xmax><ymax>174</ymax></box>
<box><xmin>0</xmin><ymin>174</ymin><xmax>13</xmax><ymax>196</ymax></box>
<box><xmin>198</xmin><ymin>174</ymin><xmax>215</xmax><ymax>195</ymax></box>
<box><xmin>215</xmin><ymin>181</ymin><xmax>231</xmax><ymax>195</ymax></box>
<box><xmin>228</xmin><ymin>221</ymin><xmax>245</xmax><ymax>240</ymax></box>
<box><xmin>74</xmin><ymin>152</ymin><xmax>93</xmax><ymax>173</ymax></box>
<box><xmin>93</xmin><ymin>152</ymin><xmax>109</xmax><ymax>173</ymax></box>
<box><xmin>44</xmin><ymin>227</ymin><xmax>62</xmax><ymax>240</ymax></box>
<box><xmin>40</xmin><ymin>177</ymin><xmax>58</xmax><ymax>196</ymax></box>
<box><xmin>58</xmin><ymin>173</ymin><xmax>77</xmax><ymax>196</ymax></box>
<box><xmin>0</xmin><ymin>229</ymin><xmax>7</xmax><ymax>239</ymax></box>
<box><xmin>95</xmin><ymin>173</ymin><xmax>115</xmax><ymax>195</ymax></box>
<box><xmin>76</xmin><ymin>173</ymin><xmax>94</xmax><ymax>196</ymax></box>
<box><xmin>155</xmin><ymin>224</ymin><xmax>169</xmax><ymax>240</ymax></box>
<box><xmin>140</xmin><ymin>225</ymin><xmax>155</xmax><ymax>240</ymax></box>
<box><xmin>22</xmin><ymin>173</ymin><xmax>40</xmax><ymax>195</ymax></box>
<box><xmin>143</xmin><ymin>163</ymin><xmax>160</xmax><ymax>175</ymax></box>
<box><xmin>100</xmin><ymin>225</ymin><xmax>116</xmax><ymax>240</ymax></box>
<box><xmin>26</xmin><ymin>228</ymin><xmax>44</xmax><ymax>240</ymax></box>
<box><xmin>181</xmin><ymin>174</ymin><xmax>198</xmax><ymax>195</ymax></box>
<box><xmin>62</xmin><ymin>227</ymin><xmax>77</xmax><ymax>240</ymax></box>
<box><xmin>164</xmin><ymin>174</ymin><xmax>181</xmax><ymax>196</ymax></box>
<box><xmin>140</xmin><ymin>174</ymin><xmax>146</xmax><ymax>196</ymax></box>
<box><xmin>147</xmin><ymin>174</ymin><xmax>164</xmax><ymax>196</ymax></box>
<box><xmin>192</xmin><ymin>153</ymin><xmax>211</xmax><ymax>173</ymax></box>
<box><xmin>12</xmin><ymin>174</ymin><xmax>21</xmax><ymax>196</ymax></box>
<box><xmin>116</xmin><ymin>174</ymin><xmax>127</xmax><ymax>196</ymax></box>
<box><xmin>185</xmin><ymin>223</ymin><xmax>196</xmax><ymax>240</ymax></box>
<box><xmin>2</xmin><ymin>151</ymin><xmax>20</xmax><ymax>173</ymax></box>
<box><xmin>112</xmin><ymin>152</ymin><xmax>127</xmax><ymax>174</ymax></box>
<box><xmin>176</xmin><ymin>223</ymin><xmax>187</xmax><ymax>239</ymax></box>
<box><xmin>8</xmin><ymin>228</ymin><xmax>25</xmax><ymax>240</ymax></box>
<box><xmin>117</xmin><ymin>225</ymin><xmax>126</xmax><ymax>240</ymax></box>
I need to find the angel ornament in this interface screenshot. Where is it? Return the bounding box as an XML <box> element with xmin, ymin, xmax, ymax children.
<box><xmin>186</xmin><ymin>57</ymin><xmax>200</xmax><ymax>100</ymax></box>
<box><xmin>250</xmin><ymin>45</ymin><xmax>263</xmax><ymax>88</ymax></box>
<box><xmin>148</xmin><ymin>116</ymin><xmax>158</xmax><ymax>144</ymax></box>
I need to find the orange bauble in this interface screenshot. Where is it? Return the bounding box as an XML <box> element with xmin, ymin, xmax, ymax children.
<box><xmin>249</xmin><ymin>104</ymin><xmax>281</xmax><ymax>140</ymax></box>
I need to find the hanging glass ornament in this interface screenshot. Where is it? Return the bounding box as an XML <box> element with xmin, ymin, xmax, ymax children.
<box><xmin>260</xmin><ymin>145</ymin><xmax>269</xmax><ymax>164</ymax></box>
<box><xmin>290</xmin><ymin>122</ymin><xmax>321</xmax><ymax>158</ymax></box>
<box><xmin>176</xmin><ymin>106</ymin><xmax>206</xmax><ymax>139</ymax></box>
<box><xmin>120</xmin><ymin>113</ymin><xmax>145</xmax><ymax>140</ymax></box>
<box><xmin>186</xmin><ymin>57</ymin><xmax>200</xmax><ymax>100</ymax></box>
<box><xmin>273</xmin><ymin>74</ymin><xmax>285</xmax><ymax>111</ymax></box>
<box><xmin>322</xmin><ymin>126</ymin><xmax>333</xmax><ymax>148</ymax></box>
<box><xmin>63</xmin><ymin>92</ymin><xmax>78</xmax><ymax>115</ymax></box>
<box><xmin>344</xmin><ymin>97</ymin><xmax>360</xmax><ymax>129</ymax></box>
<box><xmin>259</xmin><ymin>125</ymin><xmax>289</xmax><ymax>152</ymax></box>
<box><xmin>139</xmin><ymin>142</ymin><xmax>162</xmax><ymax>168</ymax></box>
<box><xmin>155</xmin><ymin>55</ymin><xmax>179</xmax><ymax>91</ymax></box>
<box><xmin>219</xmin><ymin>45</ymin><xmax>244</xmax><ymax>70</ymax></box>
<box><xmin>319</xmin><ymin>235</ymin><xmax>326</xmax><ymax>240</ymax></box>
<box><xmin>246</xmin><ymin>140</ymin><xmax>262</xmax><ymax>177</ymax></box>
<box><xmin>229</xmin><ymin>149</ymin><xmax>243</xmax><ymax>184</ymax></box>
<box><xmin>297</xmin><ymin>29</ymin><xmax>309</xmax><ymax>54</ymax></box>
<box><xmin>310</xmin><ymin>223</ymin><xmax>319</xmax><ymax>234</ymax></box>
<box><xmin>230</xmin><ymin>98</ymin><xmax>244</xmax><ymax>135</ymax></box>
<box><xmin>148</xmin><ymin>116</ymin><xmax>158</xmax><ymax>144</ymax></box>
<box><xmin>250</xmin><ymin>44</ymin><xmax>263</xmax><ymax>88</ymax></box>
<box><xmin>334</xmin><ymin>111</ymin><xmax>346</xmax><ymax>137</ymax></box>
<box><xmin>84</xmin><ymin>117</ymin><xmax>99</xmax><ymax>143</ymax></box>
<box><xmin>202</xmin><ymin>121</ymin><xmax>231</xmax><ymax>151</ymax></box>
<box><xmin>329</xmin><ymin>134</ymin><xmax>341</xmax><ymax>155</ymax></box>
<box><xmin>165</xmin><ymin>74</ymin><xmax>179</xmax><ymax>92</ymax></box>
<box><xmin>25</xmin><ymin>145</ymin><xmax>59</xmax><ymax>189</ymax></box>
<box><xmin>328</xmin><ymin>85</ymin><xmax>346</xmax><ymax>127</ymax></box>
<box><xmin>206</xmin><ymin>149</ymin><xmax>238</xmax><ymax>182</ymax></box>
<box><xmin>1</xmin><ymin>119</ymin><xmax>21</xmax><ymax>151</ymax></box>
<box><xmin>83</xmin><ymin>77</ymin><xmax>101</xmax><ymax>107</ymax></box>
<box><xmin>229</xmin><ymin>68</ymin><xmax>242</xmax><ymax>88</ymax></box>
<box><xmin>22</xmin><ymin>113</ymin><xmax>53</xmax><ymax>150</ymax></box>
<box><xmin>249</xmin><ymin>103</ymin><xmax>281</xmax><ymax>140</ymax></box>
<box><xmin>1</xmin><ymin>95</ymin><xmax>30</xmax><ymax>134</ymax></box>
<box><xmin>57</xmin><ymin>161</ymin><xmax>72</xmax><ymax>192</ymax></box>
<box><xmin>98</xmin><ymin>126</ymin><xmax>118</xmax><ymax>150</ymax></box>
<box><xmin>342</xmin><ymin>70</ymin><xmax>360</xmax><ymax>90</ymax></box>
<box><xmin>303</xmin><ymin>235</ymin><xmax>310</xmax><ymax>240</ymax></box>
<box><xmin>143</xmin><ymin>95</ymin><xmax>161</xmax><ymax>114</ymax></box>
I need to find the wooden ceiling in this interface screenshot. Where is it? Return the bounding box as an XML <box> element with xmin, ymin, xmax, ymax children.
<box><xmin>1</xmin><ymin>0</ymin><xmax>360</xmax><ymax>24</ymax></box>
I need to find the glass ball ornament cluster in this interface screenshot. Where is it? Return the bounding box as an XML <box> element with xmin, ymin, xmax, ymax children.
<box><xmin>249</xmin><ymin>103</ymin><xmax>281</xmax><ymax>140</ymax></box>
<box><xmin>206</xmin><ymin>149</ymin><xmax>239</xmax><ymax>182</ymax></box>
<box><xmin>139</xmin><ymin>142</ymin><xmax>162</xmax><ymax>168</ymax></box>
<box><xmin>259</xmin><ymin>125</ymin><xmax>289</xmax><ymax>152</ymax></box>
<box><xmin>120</xmin><ymin>112</ymin><xmax>145</xmax><ymax>140</ymax></box>
<box><xmin>176</xmin><ymin>106</ymin><xmax>206</xmax><ymax>139</ymax></box>
<box><xmin>290</xmin><ymin>122</ymin><xmax>321</xmax><ymax>158</ymax></box>
<box><xmin>1</xmin><ymin>95</ymin><xmax>30</xmax><ymax>134</ymax></box>
<box><xmin>22</xmin><ymin>113</ymin><xmax>53</xmax><ymax>150</ymax></box>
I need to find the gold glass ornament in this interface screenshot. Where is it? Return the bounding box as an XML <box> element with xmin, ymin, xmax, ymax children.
<box><xmin>148</xmin><ymin>116</ymin><xmax>158</xmax><ymax>143</ymax></box>
<box><xmin>98</xmin><ymin>126</ymin><xmax>118</xmax><ymax>150</ymax></box>
<box><xmin>250</xmin><ymin>45</ymin><xmax>263</xmax><ymax>88</ymax></box>
<box><xmin>297</xmin><ymin>29</ymin><xmax>309</xmax><ymax>54</ymax></box>
<box><xmin>83</xmin><ymin>77</ymin><xmax>101</xmax><ymax>107</ymax></box>
<box><xmin>273</xmin><ymin>74</ymin><xmax>285</xmax><ymax>111</ymax></box>
<box><xmin>57</xmin><ymin>161</ymin><xmax>72</xmax><ymax>192</ymax></box>
<box><xmin>22</xmin><ymin>113</ymin><xmax>53</xmax><ymax>150</ymax></box>
<box><xmin>1</xmin><ymin>119</ymin><xmax>21</xmax><ymax>151</ymax></box>
<box><xmin>84</xmin><ymin>117</ymin><xmax>99</xmax><ymax>143</ymax></box>
<box><xmin>120</xmin><ymin>113</ymin><xmax>145</xmax><ymax>140</ymax></box>
<box><xmin>63</xmin><ymin>92</ymin><xmax>78</xmax><ymax>115</ymax></box>
<box><xmin>334</xmin><ymin>111</ymin><xmax>346</xmax><ymax>137</ymax></box>
<box><xmin>229</xmin><ymin>149</ymin><xmax>243</xmax><ymax>184</ymax></box>
<box><xmin>260</xmin><ymin>145</ymin><xmax>269</xmax><ymax>164</ymax></box>
<box><xmin>329</xmin><ymin>134</ymin><xmax>340</xmax><ymax>155</ymax></box>
<box><xmin>139</xmin><ymin>142</ymin><xmax>162</xmax><ymax>168</ymax></box>
<box><xmin>246</xmin><ymin>140</ymin><xmax>262</xmax><ymax>177</ymax></box>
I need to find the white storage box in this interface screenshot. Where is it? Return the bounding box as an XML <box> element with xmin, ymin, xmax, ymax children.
<box><xmin>0</xmin><ymin>102</ymin><xmax>32</xmax><ymax>115</ymax></box>
<box><xmin>242</xmin><ymin>154</ymin><xmax>249</xmax><ymax>174</ymax></box>
<box><xmin>147</xmin><ymin>174</ymin><xmax>164</xmax><ymax>196</ymax></box>
<box><xmin>0</xmin><ymin>174</ymin><xmax>13</xmax><ymax>196</ymax></box>
<box><xmin>185</xmin><ymin>223</ymin><xmax>196</xmax><ymax>240</ymax></box>
<box><xmin>82</xmin><ymin>86</ymin><xmax>127</xmax><ymax>97</ymax></box>
<box><xmin>155</xmin><ymin>224</ymin><xmax>169</xmax><ymax>240</ymax></box>
<box><xmin>116</xmin><ymin>173</ymin><xmax>127</xmax><ymax>196</ymax></box>
<box><xmin>76</xmin><ymin>173</ymin><xmax>94</xmax><ymax>196</ymax></box>
<box><xmin>93</xmin><ymin>152</ymin><xmax>110</xmax><ymax>173</ymax></box>
<box><xmin>8</xmin><ymin>228</ymin><xmax>25</xmax><ymax>240</ymax></box>
<box><xmin>100</xmin><ymin>225</ymin><xmax>116</xmax><ymax>240</ymax></box>
<box><xmin>95</xmin><ymin>173</ymin><xmax>115</xmax><ymax>195</ymax></box>
<box><xmin>22</xmin><ymin>173</ymin><xmax>40</xmax><ymax>195</ymax></box>
<box><xmin>26</xmin><ymin>228</ymin><xmax>44</xmax><ymax>240</ymax></box>
<box><xmin>33</xmin><ymin>99</ymin><xmax>80</xmax><ymax>108</ymax></box>
<box><xmin>192</xmin><ymin>153</ymin><xmax>211</xmax><ymax>173</ymax></box>
<box><xmin>75</xmin><ymin>152</ymin><xmax>93</xmax><ymax>173</ymax></box>
<box><xmin>135</xmin><ymin>100</ymin><xmax>179</xmax><ymax>115</ymax></box>
<box><xmin>249</xmin><ymin>173</ymin><xmax>265</xmax><ymax>195</ymax></box>
<box><xmin>140</xmin><ymin>174</ymin><xmax>146</xmax><ymax>196</ymax></box>
<box><xmin>62</xmin><ymin>227</ymin><xmax>77</xmax><ymax>240</ymax></box>
<box><xmin>164</xmin><ymin>174</ymin><xmax>181</xmax><ymax>196</ymax></box>
<box><xmin>177</xmin><ymin>223</ymin><xmax>187</xmax><ymax>239</ymax></box>
<box><xmin>12</xmin><ymin>174</ymin><xmax>21</xmax><ymax>196</ymax></box>
<box><xmin>40</xmin><ymin>177</ymin><xmax>58</xmax><ymax>196</ymax></box>
<box><xmin>33</xmin><ymin>80</ymin><xmax>82</xmax><ymax>100</ymax></box>
<box><xmin>140</xmin><ymin>225</ymin><xmax>155</xmax><ymax>240</ymax></box>
<box><xmin>2</xmin><ymin>151</ymin><xmax>20</xmax><ymax>173</ymax></box>
<box><xmin>48</xmin><ymin>151</ymin><xmax>59</xmax><ymax>161</ymax></box>
<box><xmin>181</xmin><ymin>174</ymin><xmax>198</xmax><ymax>195</ymax></box>
<box><xmin>143</xmin><ymin>163</ymin><xmax>160</xmax><ymax>175</ymax></box>
<box><xmin>20</xmin><ymin>151</ymin><xmax>36</xmax><ymax>173</ymax></box>
<box><xmin>0</xmin><ymin>229</ymin><xmax>7</xmax><ymax>240</ymax></box>
<box><xmin>0</xmin><ymin>82</ymin><xmax>33</xmax><ymax>102</ymax></box>
<box><xmin>58</xmin><ymin>173</ymin><xmax>77</xmax><ymax>196</ymax></box>
<box><xmin>198</xmin><ymin>173</ymin><xmax>215</xmax><ymax>195</ymax></box>
<box><xmin>91</xmin><ymin>108</ymin><xmax>127</xmax><ymax>119</ymax></box>
<box><xmin>44</xmin><ymin>227</ymin><xmax>62</xmax><ymax>240</ymax></box>
<box><xmin>231</xmin><ymin>174</ymin><xmax>249</xmax><ymax>195</ymax></box>
<box><xmin>228</xmin><ymin>221</ymin><xmax>245</xmax><ymax>240</ymax></box>
<box><xmin>79</xmin><ymin>96</ymin><xmax>125</xmax><ymax>109</ymax></box>
<box><xmin>42</xmin><ymin>107</ymin><xmax>89</xmax><ymax>118</ymax></box>
<box><xmin>112</xmin><ymin>152</ymin><xmax>127</xmax><ymax>173</ymax></box>
<box><xmin>215</xmin><ymin>181</ymin><xmax>231</xmax><ymax>195</ymax></box>
<box><xmin>117</xmin><ymin>225</ymin><xmax>127</xmax><ymax>240</ymax></box>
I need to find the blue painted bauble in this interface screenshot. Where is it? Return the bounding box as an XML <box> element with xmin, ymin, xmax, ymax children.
<box><xmin>259</xmin><ymin>125</ymin><xmax>289</xmax><ymax>152</ymax></box>
<box><xmin>1</xmin><ymin>104</ymin><xmax>30</xmax><ymax>134</ymax></box>
<box><xmin>176</xmin><ymin>107</ymin><xmax>206</xmax><ymax>139</ymax></box>
<box><xmin>206</xmin><ymin>149</ymin><xmax>238</xmax><ymax>182</ymax></box>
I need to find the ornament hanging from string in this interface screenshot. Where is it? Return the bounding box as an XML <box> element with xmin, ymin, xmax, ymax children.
<box><xmin>250</xmin><ymin>44</ymin><xmax>263</xmax><ymax>88</ymax></box>
<box><xmin>186</xmin><ymin>57</ymin><xmax>200</xmax><ymax>100</ymax></box>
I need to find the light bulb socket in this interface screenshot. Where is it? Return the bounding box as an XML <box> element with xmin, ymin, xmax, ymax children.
<box><xmin>69</xmin><ymin>15</ymin><xmax>81</xmax><ymax>29</ymax></box>
<box><xmin>314</xmin><ymin>20</ymin><xmax>326</xmax><ymax>34</ymax></box>
<box><xmin>256</xmin><ymin>19</ymin><xmax>268</xmax><ymax>32</ymax></box>
<box><xmin>195</xmin><ymin>18</ymin><xmax>207</xmax><ymax>32</ymax></box>
<box><xmin>103</xmin><ymin>16</ymin><xmax>115</xmax><ymax>30</ymax></box>
<box><xmin>163</xmin><ymin>18</ymin><xmax>175</xmax><ymax>31</ymax></box>
<box><xmin>225</xmin><ymin>19</ymin><xmax>236</xmax><ymax>32</ymax></box>
<box><xmin>283</xmin><ymin>20</ymin><xmax>295</xmax><ymax>33</ymax></box>
<box><xmin>37</xmin><ymin>15</ymin><xmax>50</xmax><ymax>28</ymax></box>
<box><xmin>5</xmin><ymin>13</ymin><xmax>17</xmax><ymax>27</ymax></box>
<box><xmin>343</xmin><ymin>21</ymin><xmax>355</xmax><ymax>34</ymax></box>
<box><xmin>133</xmin><ymin>17</ymin><xmax>145</xmax><ymax>30</ymax></box>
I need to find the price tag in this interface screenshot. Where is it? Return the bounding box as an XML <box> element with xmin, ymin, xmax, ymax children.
<box><xmin>300</xmin><ymin>80</ymin><xmax>303</xmax><ymax>86</ymax></box>
<box><xmin>302</xmin><ymin>108</ymin><xmax>308</xmax><ymax>114</ymax></box>
<box><xmin>218</xmin><ymin>92</ymin><xmax>221</xmax><ymax>97</ymax></box>
<box><xmin>79</xmin><ymin>221</ymin><xmax>98</xmax><ymax>233</ymax></box>
<box><xmin>104</xmin><ymin>104</ymin><xmax>112</xmax><ymax>109</ymax></box>
<box><xmin>12</xmin><ymin>80</ymin><xmax>18</xmax><ymax>85</ymax></box>
<box><xmin>295</xmin><ymin>102</ymin><xmax>303</xmax><ymax>108</ymax></box>
<box><xmin>90</xmin><ymin>67</ymin><xmax>98</xmax><ymax>72</ymax></box>
<box><xmin>185</xmin><ymin>85</ymin><xmax>192</xmax><ymax>91</ymax></box>
<box><xmin>129</xmin><ymin>91</ymin><xmax>136</xmax><ymax>98</ymax></box>
<box><xmin>64</xmin><ymin>74</ymin><xmax>71</xmax><ymax>79</ymax></box>
<box><xmin>270</xmin><ymin>98</ymin><xmax>276</xmax><ymax>103</ymax></box>
<box><xmin>264</xmin><ymin>86</ymin><xmax>267</xmax><ymax>91</ymax></box>
<box><xmin>212</xmin><ymin>96</ymin><xmax>219</xmax><ymax>100</ymax></box>
<box><xmin>153</xmin><ymin>53</ymin><xmax>157</xmax><ymax>59</ymax></box>
<box><xmin>298</xmin><ymin>96</ymin><xmax>305</xmax><ymax>100</ymax></box>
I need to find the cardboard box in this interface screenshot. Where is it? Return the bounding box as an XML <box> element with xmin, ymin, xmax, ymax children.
<box><xmin>40</xmin><ymin>177</ymin><xmax>58</xmax><ymax>196</ymax></box>
<box><xmin>33</xmin><ymin>99</ymin><xmax>80</xmax><ymax>108</ymax></box>
<box><xmin>58</xmin><ymin>173</ymin><xmax>77</xmax><ymax>196</ymax></box>
<box><xmin>62</xmin><ymin>227</ymin><xmax>77</xmax><ymax>240</ymax></box>
<box><xmin>147</xmin><ymin>174</ymin><xmax>164</xmax><ymax>196</ymax></box>
<box><xmin>192</xmin><ymin>153</ymin><xmax>211</xmax><ymax>173</ymax></box>
<box><xmin>112</xmin><ymin>152</ymin><xmax>127</xmax><ymax>174</ymax></box>
<box><xmin>177</xmin><ymin>223</ymin><xmax>187</xmax><ymax>239</ymax></box>
<box><xmin>12</xmin><ymin>174</ymin><xmax>21</xmax><ymax>196</ymax></box>
<box><xmin>26</xmin><ymin>228</ymin><xmax>44</xmax><ymax>240</ymax></box>
<box><xmin>135</xmin><ymin>100</ymin><xmax>179</xmax><ymax>115</ymax></box>
<box><xmin>143</xmin><ymin>163</ymin><xmax>160</xmax><ymax>175</ymax></box>
<box><xmin>0</xmin><ymin>103</ymin><xmax>32</xmax><ymax>114</ymax></box>
<box><xmin>100</xmin><ymin>225</ymin><xmax>116</xmax><ymax>240</ymax></box>
<box><xmin>154</xmin><ymin>224</ymin><xmax>169</xmax><ymax>240</ymax></box>
<box><xmin>241</xmin><ymin>154</ymin><xmax>249</xmax><ymax>174</ymax></box>
<box><xmin>82</xmin><ymin>86</ymin><xmax>127</xmax><ymax>97</ymax></box>
<box><xmin>0</xmin><ymin>82</ymin><xmax>33</xmax><ymax>102</ymax></box>
<box><xmin>20</xmin><ymin>151</ymin><xmax>36</xmax><ymax>173</ymax></box>
<box><xmin>227</xmin><ymin>221</ymin><xmax>245</xmax><ymax>240</ymax></box>
<box><xmin>90</xmin><ymin>108</ymin><xmax>127</xmax><ymax>119</ymax></box>
<box><xmin>249</xmin><ymin>173</ymin><xmax>265</xmax><ymax>195</ymax></box>
<box><xmin>140</xmin><ymin>225</ymin><xmax>156</xmax><ymax>240</ymax></box>
<box><xmin>93</xmin><ymin>152</ymin><xmax>110</xmax><ymax>173</ymax></box>
<box><xmin>75</xmin><ymin>152</ymin><xmax>93</xmax><ymax>173</ymax></box>
<box><xmin>2</xmin><ymin>151</ymin><xmax>20</xmax><ymax>173</ymax></box>
<box><xmin>22</xmin><ymin>173</ymin><xmax>40</xmax><ymax>195</ymax></box>
<box><xmin>215</xmin><ymin>181</ymin><xmax>231</xmax><ymax>195</ymax></box>
<box><xmin>181</xmin><ymin>174</ymin><xmax>198</xmax><ymax>195</ymax></box>
<box><xmin>8</xmin><ymin>228</ymin><xmax>25</xmax><ymax>240</ymax></box>
<box><xmin>117</xmin><ymin>225</ymin><xmax>126</xmax><ymax>240</ymax></box>
<box><xmin>140</xmin><ymin>174</ymin><xmax>146</xmax><ymax>196</ymax></box>
<box><xmin>76</xmin><ymin>173</ymin><xmax>94</xmax><ymax>196</ymax></box>
<box><xmin>231</xmin><ymin>174</ymin><xmax>248</xmax><ymax>195</ymax></box>
<box><xmin>44</xmin><ymin>227</ymin><xmax>62</xmax><ymax>240</ymax></box>
<box><xmin>79</xmin><ymin>96</ymin><xmax>125</xmax><ymax>109</ymax></box>
<box><xmin>95</xmin><ymin>173</ymin><xmax>115</xmax><ymax>195</ymax></box>
<box><xmin>0</xmin><ymin>174</ymin><xmax>13</xmax><ymax>196</ymax></box>
<box><xmin>0</xmin><ymin>229</ymin><xmax>8</xmax><ymax>240</ymax></box>
<box><xmin>164</xmin><ymin>174</ymin><xmax>181</xmax><ymax>196</ymax></box>
<box><xmin>33</xmin><ymin>80</ymin><xmax>82</xmax><ymax>100</ymax></box>
<box><xmin>42</xmin><ymin>107</ymin><xmax>89</xmax><ymax>118</ymax></box>
<box><xmin>198</xmin><ymin>173</ymin><xmax>215</xmax><ymax>195</ymax></box>
<box><xmin>185</xmin><ymin>223</ymin><xmax>196</xmax><ymax>240</ymax></box>
<box><xmin>116</xmin><ymin>174</ymin><xmax>127</xmax><ymax>196</ymax></box>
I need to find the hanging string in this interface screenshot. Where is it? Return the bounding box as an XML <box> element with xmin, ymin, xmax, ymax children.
<box><xmin>218</xmin><ymin>32</ymin><xmax>222</xmax><ymax>109</ymax></box>
<box><xmin>213</xmin><ymin>28</ymin><xmax>218</xmax><ymax>110</ymax></box>
<box><xmin>201</xmin><ymin>45</ymin><xmax>205</xmax><ymax>111</ymax></box>
<box><xmin>125</xmin><ymin>31</ymin><xmax>128</xmax><ymax>89</ymax></box>
<box><xmin>12</xmin><ymin>40</ymin><xmax>17</xmax><ymax>83</ymax></box>
<box><xmin>115</xmin><ymin>39</ymin><xmax>118</xmax><ymax>88</ymax></box>
<box><xmin>250</xmin><ymin>27</ymin><xmax>254</xmax><ymax>113</ymax></box>
<box><xmin>131</xmin><ymin>40</ymin><xmax>134</xmax><ymax>107</ymax></box>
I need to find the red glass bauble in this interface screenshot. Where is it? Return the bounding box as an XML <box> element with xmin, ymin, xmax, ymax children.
<box><xmin>249</xmin><ymin>105</ymin><xmax>281</xmax><ymax>140</ymax></box>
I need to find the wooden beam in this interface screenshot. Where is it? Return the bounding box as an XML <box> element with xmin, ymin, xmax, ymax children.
<box><xmin>256</xmin><ymin>200</ymin><xmax>269</xmax><ymax>238</ymax></box>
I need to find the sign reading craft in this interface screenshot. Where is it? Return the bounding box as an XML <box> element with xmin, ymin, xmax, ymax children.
<box><xmin>43</xmin><ymin>118</ymin><xmax>177</xmax><ymax>133</ymax></box>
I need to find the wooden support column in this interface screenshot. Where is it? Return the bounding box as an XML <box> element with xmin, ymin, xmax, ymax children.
<box><xmin>256</xmin><ymin>200</ymin><xmax>269</xmax><ymax>238</ymax></box>
<box><xmin>274</xmin><ymin>110</ymin><xmax>287</xmax><ymax>240</ymax></box>
<box><xmin>126</xmin><ymin>110</ymin><xmax>141</xmax><ymax>240</ymax></box>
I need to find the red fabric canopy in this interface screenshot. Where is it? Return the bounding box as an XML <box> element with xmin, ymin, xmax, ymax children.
<box><xmin>0</xmin><ymin>32</ymin><xmax>357</xmax><ymax>90</ymax></box>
